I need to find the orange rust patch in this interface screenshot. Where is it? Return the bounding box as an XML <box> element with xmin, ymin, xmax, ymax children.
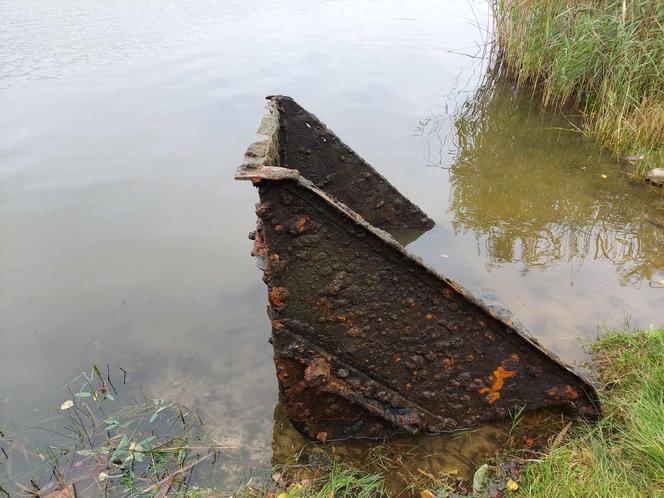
<box><xmin>564</xmin><ymin>385</ymin><xmax>579</xmax><ymax>399</ymax></box>
<box><xmin>346</xmin><ymin>327</ymin><xmax>360</xmax><ymax>338</ymax></box>
<box><xmin>269</xmin><ymin>287</ymin><xmax>289</xmax><ymax>307</ymax></box>
<box><xmin>547</xmin><ymin>385</ymin><xmax>579</xmax><ymax>400</ymax></box>
<box><xmin>337</xmin><ymin>314</ymin><xmax>347</xmax><ymax>322</ymax></box>
<box><xmin>274</xmin><ymin>224</ymin><xmax>283</xmax><ymax>232</ymax></box>
<box><xmin>425</xmin><ymin>313</ymin><xmax>433</xmax><ymax>321</ymax></box>
<box><xmin>511</xmin><ymin>353</ymin><xmax>520</xmax><ymax>362</ymax></box>
<box><xmin>394</xmin><ymin>355</ymin><xmax>401</xmax><ymax>363</ymax></box>
<box><xmin>405</xmin><ymin>383</ymin><xmax>412</xmax><ymax>390</ymax></box>
<box><xmin>442</xmin><ymin>357</ymin><xmax>454</xmax><ymax>370</ymax></box>
<box><xmin>294</xmin><ymin>215</ymin><xmax>309</xmax><ymax>233</ymax></box>
<box><xmin>272</xmin><ymin>320</ymin><xmax>283</xmax><ymax>333</ymax></box>
<box><xmin>479</xmin><ymin>366</ymin><xmax>517</xmax><ymax>404</ymax></box>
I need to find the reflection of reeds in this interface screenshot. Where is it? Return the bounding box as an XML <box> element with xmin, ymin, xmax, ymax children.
<box><xmin>445</xmin><ymin>69</ymin><xmax>664</xmax><ymax>285</ymax></box>
<box><xmin>492</xmin><ymin>0</ymin><xmax>664</xmax><ymax>177</ymax></box>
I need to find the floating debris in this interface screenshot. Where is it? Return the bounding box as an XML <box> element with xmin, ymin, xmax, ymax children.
<box><xmin>236</xmin><ymin>97</ymin><xmax>601</xmax><ymax>440</ymax></box>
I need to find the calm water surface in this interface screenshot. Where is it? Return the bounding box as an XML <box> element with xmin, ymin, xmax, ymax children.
<box><xmin>1</xmin><ymin>0</ymin><xmax>662</xmax><ymax>493</ymax></box>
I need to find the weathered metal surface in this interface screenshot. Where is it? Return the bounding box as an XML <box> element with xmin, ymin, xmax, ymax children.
<box><xmin>236</xmin><ymin>98</ymin><xmax>601</xmax><ymax>441</ymax></box>
<box><xmin>270</xmin><ymin>95</ymin><xmax>434</xmax><ymax>230</ymax></box>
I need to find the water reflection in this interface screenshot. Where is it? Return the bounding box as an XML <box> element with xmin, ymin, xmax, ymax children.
<box><xmin>436</xmin><ymin>71</ymin><xmax>664</xmax><ymax>286</ymax></box>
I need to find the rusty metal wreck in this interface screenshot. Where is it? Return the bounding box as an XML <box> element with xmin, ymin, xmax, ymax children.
<box><xmin>236</xmin><ymin>96</ymin><xmax>601</xmax><ymax>442</ymax></box>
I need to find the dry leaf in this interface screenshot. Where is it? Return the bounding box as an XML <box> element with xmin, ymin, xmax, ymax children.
<box><xmin>506</xmin><ymin>479</ymin><xmax>519</xmax><ymax>491</ymax></box>
<box><xmin>60</xmin><ymin>400</ymin><xmax>74</xmax><ymax>410</ymax></box>
<box><xmin>420</xmin><ymin>490</ymin><xmax>435</xmax><ymax>498</ymax></box>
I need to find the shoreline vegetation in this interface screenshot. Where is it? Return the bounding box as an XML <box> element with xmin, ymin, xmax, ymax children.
<box><xmin>491</xmin><ymin>0</ymin><xmax>664</xmax><ymax>180</ymax></box>
<box><xmin>2</xmin><ymin>333</ymin><xmax>660</xmax><ymax>497</ymax></box>
<box><xmin>251</xmin><ymin>328</ymin><xmax>663</xmax><ymax>497</ymax></box>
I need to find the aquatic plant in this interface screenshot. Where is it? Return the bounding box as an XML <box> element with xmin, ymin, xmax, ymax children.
<box><xmin>0</xmin><ymin>365</ymin><xmax>228</xmax><ymax>497</ymax></box>
<box><xmin>243</xmin><ymin>457</ymin><xmax>387</xmax><ymax>498</ymax></box>
<box><xmin>492</xmin><ymin>0</ymin><xmax>664</xmax><ymax>177</ymax></box>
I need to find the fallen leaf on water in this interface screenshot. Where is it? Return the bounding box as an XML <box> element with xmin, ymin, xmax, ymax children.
<box><xmin>60</xmin><ymin>400</ymin><xmax>74</xmax><ymax>410</ymax></box>
<box><xmin>506</xmin><ymin>479</ymin><xmax>519</xmax><ymax>492</ymax></box>
<box><xmin>420</xmin><ymin>490</ymin><xmax>435</xmax><ymax>498</ymax></box>
<box><xmin>601</xmin><ymin>174</ymin><xmax>608</xmax><ymax>179</ymax></box>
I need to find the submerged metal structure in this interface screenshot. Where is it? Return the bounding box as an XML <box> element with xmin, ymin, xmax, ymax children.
<box><xmin>236</xmin><ymin>96</ymin><xmax>600</xmax><ymax>441</ymax></box>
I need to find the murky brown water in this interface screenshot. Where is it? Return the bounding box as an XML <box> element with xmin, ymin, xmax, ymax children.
<box><xmin>1</xmin><ymin>0</ymin><xmax>662</xmax><ymax>494</ymax></box>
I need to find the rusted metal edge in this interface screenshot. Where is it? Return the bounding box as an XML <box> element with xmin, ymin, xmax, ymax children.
<box><xmin>236</xmin><ymin>99</ymin><xmax>601</xmax><ymax>439</ymax></box>
<box><xmin>239</xmin><ymin>96</ymin><xmax>434</xmax><ymax>231</ymax></box>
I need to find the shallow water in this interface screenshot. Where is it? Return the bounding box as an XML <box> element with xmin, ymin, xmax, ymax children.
<box><xmin>1</xmin><ymin>0</ymin><xmax>662</xmax><ymax>494</ymax></box>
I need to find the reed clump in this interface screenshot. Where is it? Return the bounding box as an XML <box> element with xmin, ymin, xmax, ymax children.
<box><xmin>493</xmin><ymin>0</ymin><xmax>664</xmax><ymax>177</ymax></box>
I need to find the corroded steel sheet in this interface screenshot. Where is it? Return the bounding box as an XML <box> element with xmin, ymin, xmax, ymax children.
<box><xmin>236</xmin><ymin>98</ymin><xmax>601</xmax><ymax>441</ymax></box>
<box><xmin>270</xmin><ymin>95</ymin><xmax>434</xmax><ymax>230</ymax></box>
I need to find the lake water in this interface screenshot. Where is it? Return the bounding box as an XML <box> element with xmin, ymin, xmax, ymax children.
<box><xmin>1</xmin><ymin>0</ymin><xmax>662</xmax><ymax>494</ymax></box>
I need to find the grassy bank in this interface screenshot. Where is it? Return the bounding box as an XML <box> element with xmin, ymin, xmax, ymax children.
<box><xmin>258</xmin><ymin>328</ymin><xmax>663</xmax><ymax>497</ymax></box>
<box><xmin>491</xmin><ymin>0</ymin><xmax>664</xmax><ymax>178</ymax></box>
<box><xmin>512</xmin><ymin>329</ymin><xmax>663</xmax><ymax>497</ymax></box>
